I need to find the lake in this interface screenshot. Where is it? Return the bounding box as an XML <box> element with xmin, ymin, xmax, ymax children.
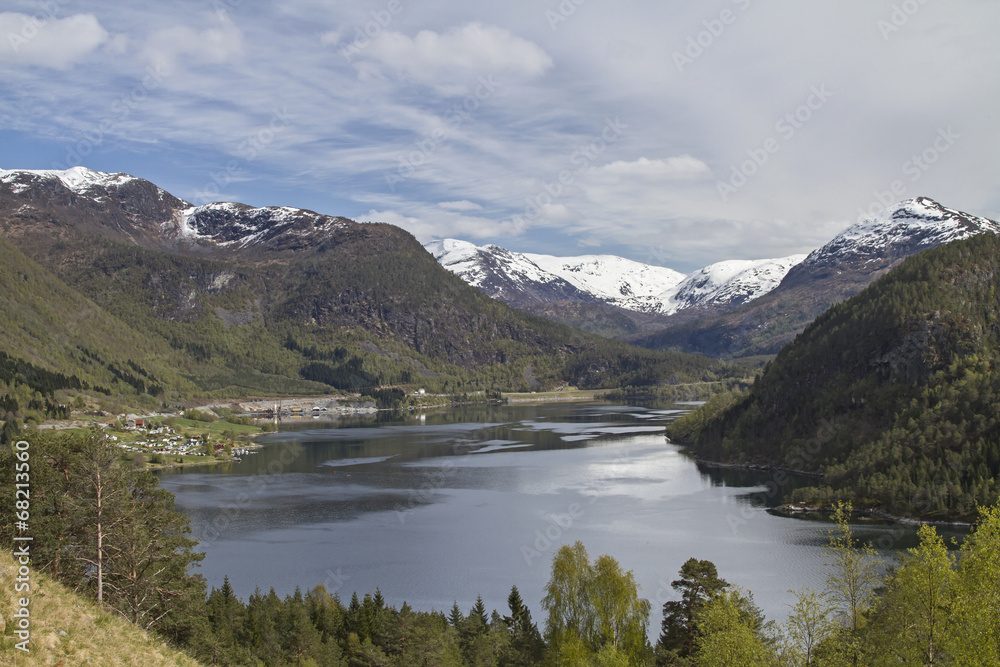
<box><xmin>157</xmin><ymin>401</ymin><xmax>942</xmax><ymax>629</ymax></box>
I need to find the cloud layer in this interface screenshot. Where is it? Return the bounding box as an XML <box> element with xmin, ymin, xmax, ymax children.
<box><xmin>0</xmin><ymin>1</ymin><xmax>997</xmax><ymax>271</ymax></box>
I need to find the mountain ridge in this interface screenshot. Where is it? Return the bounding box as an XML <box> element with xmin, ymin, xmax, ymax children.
<box><xmin>426</xmin><ymin>238</ymin><xmax>806</xmax><ymax>336</ymax></box>
<box><xmin>0</xmin><ymin>166</ymin><xmax>737</xmax><ymax>408</ymax></box>
<box><xmin>632</xmin><ymin>196</ymin><xmax>1000</xmax><ymax>357</ymax></box>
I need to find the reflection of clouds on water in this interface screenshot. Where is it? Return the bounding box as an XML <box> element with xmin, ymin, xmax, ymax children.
<box><xmin>470</xmin><ymin>441</ymin><xmax>533</xmax><ymax>454</ymax></box>
<box><xmin>260</xmin><ymin>422</ymin><xmax>509</xmax><ymax>443</ymax></box>
<box><xmin>321</xmin><ymin>455</ymin><xmax>397</xmax><ymax>467</ymax></box>
<box><xmin>165</xmin><ymin>402</ymin><xmax>932</xmax><ymax>628</ymax></box>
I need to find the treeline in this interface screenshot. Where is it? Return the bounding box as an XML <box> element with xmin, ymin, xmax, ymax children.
<box><xmin>8</xmin><ymin>430</ymin><xmax>1000</xmax><ymax>666</ymax></box>
<box><xmin>3</xmin><ymin>214</ymin><xmax>749</xmax><ymax>405</ymax></box>
<box><xmin>0</xmin><ymin>350</ymin><xmax>85</xmax><ymax>397</ymax></box>
<box><xmin>672</xmin><ymin>234</ymin><xmax>1000</xmax><ymax>520</ymax></box>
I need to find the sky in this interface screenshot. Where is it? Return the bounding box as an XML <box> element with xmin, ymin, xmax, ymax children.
<box><xmin>1</xmin><ymin>0</ymin><xmax>998</xmax><ymax>273</ymax></box>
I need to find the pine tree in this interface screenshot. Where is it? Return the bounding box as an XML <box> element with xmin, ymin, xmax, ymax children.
<box><xmin>658</xmin><ymin>557</ymin><xmax>729</xmax><ymax>658</ymax></box>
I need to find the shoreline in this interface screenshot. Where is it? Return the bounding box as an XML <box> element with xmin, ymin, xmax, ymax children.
<box><xmin>768</xmin><ymin>503</ymin><xmax>974</xmax><ymax>529</ymax></box>
<box><xmin>681</xmin><ymin>445</ymin><xmax>973</xmax><ymax>528</ymax></box>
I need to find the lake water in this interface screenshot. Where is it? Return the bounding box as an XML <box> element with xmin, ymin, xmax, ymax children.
<box><xmin>157</xmin><ymin>401</ymin><xmax>943</xmax><ymax>628</ymax></box>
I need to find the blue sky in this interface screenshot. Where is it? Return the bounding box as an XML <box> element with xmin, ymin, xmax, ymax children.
<box><xmin>1</xmin><ymin>0</ymin><xmax>998</xmax><ymax>272</ymax></box>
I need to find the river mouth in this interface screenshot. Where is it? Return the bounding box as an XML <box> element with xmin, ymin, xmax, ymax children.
<box><xmin>157</xmin><ymin>401</ymin><xmax>950</xmax><ymax>626</ymax></box>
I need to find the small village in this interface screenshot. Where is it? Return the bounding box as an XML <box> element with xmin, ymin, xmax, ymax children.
<box><xmin>79</xmin><ymin>396</ymin><xmax>382</xmax><ymax>469</ymax></box>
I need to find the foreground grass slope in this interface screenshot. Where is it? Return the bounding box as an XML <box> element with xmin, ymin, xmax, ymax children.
<box><xmin>0</xmin><ymin>549</ymin><xmax>201</xmax><ymax>666</ymax></box>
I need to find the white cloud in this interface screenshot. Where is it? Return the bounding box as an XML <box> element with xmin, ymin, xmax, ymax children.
<box><xmin>363</xmin><ymin>205</ymin><xmax>519</xmax><ymax>242</ymax></box>
<box><xmin>595</xmin><ymin>156</ymin><xmax>711</xmax><ymax>180</ymax></box>
<box><xmin>319</xmin><ymin>29</ymin><xmax>341</xmax><ymax>46</ymax></box>
<box><xmin>361</xmin><ymin>22</ymin><xmax>553</xmax><ymax>81</ymax></box>
<box><xmin>141</xmin><ymin>15</ymin><xmax>243</xmax><ymax>70</ymax></box>
<box><xmin>439</xmin><ymin>200</ymin><xmax>483</xmax><ymax>211</ymax></box>
<box><xmin>0</xmin><ymin>13</ymin><xmax>108</xmax><ymax>69</ymax></box>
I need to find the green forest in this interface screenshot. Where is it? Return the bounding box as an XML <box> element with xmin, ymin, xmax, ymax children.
<box><xmin>0</xmin><ymin>220</ymin><xmax>744</xmax><ymax>426</ymax></box>
<box><xmin>5</xmin><ymin>430</ymin><xmax>1000</xmax><ymax>666</ymax></box>
<box><xmin>669</xmin><ymin>233</ymin><xmax>1000</xmax><ymax>521</ymax></box>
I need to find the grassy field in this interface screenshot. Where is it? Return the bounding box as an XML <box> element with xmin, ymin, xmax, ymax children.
<box><xmin>502</xmin><ymin>388</ymin><xmax>613</xmax><ymax>403</ymax></box>
<box><xmin>0</xmin><ymin>550</ymin><xmax>201</xmax><ymax>666</ymax></box>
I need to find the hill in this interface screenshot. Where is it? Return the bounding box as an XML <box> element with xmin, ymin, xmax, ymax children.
<box><xmin>0</xmin><ymin>167</ymin><xmax>736</xmax><ymax>413</ymax></box>
<box><xmin>669</xmin><ymin>233</ymin><xmax>1000</xmax><ymax>520</ymax></box>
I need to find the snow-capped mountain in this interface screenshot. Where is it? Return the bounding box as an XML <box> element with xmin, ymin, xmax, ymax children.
<box><xmin>635</xmin><ymin>196</ymin><xmax>1000</xmax><ymax>357</ymax></box>
<box><xmin>804</xmin><ymin>196</ymin><xmax>1000</xmax><ymax>268</ymax></box>
<box><xmin>523</xmin><ymin>252</ymin><xmax>686</xmax><ymax>312</ymax></box>
<box><xmin>0</xmin><ymin>167</ymin><xmax>352</xmax><ymax>253</ymax></box>
<box><xmin>426</xmin><ymin>239</ymin><xmax>804</xmax><ymax>317</ymax></box>
<box><xmin>665</xmin><ymin>256</ymin><xmax>808</xmax><ymax>311</ymax></box>
<box><xmin>0</xmin><ymin>165</ymin><xmax>144</xmax><ymax>194</ymax></box>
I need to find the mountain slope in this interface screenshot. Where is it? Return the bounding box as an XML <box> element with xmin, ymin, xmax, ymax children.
<box><xmin>426</xmin><ymin>239</ymin><xmax>804</xmax><ymax>336</ymax></box>
<box><xmin>0</xmin><ymin>167</ymin><xmax>735</xmax><ymax>401</ymax></box>
<box><xmin>635</xmin><ymin>197</ymin><xmax>1000</xmax><ymax>357</ymax></box>
<box><xmin>664</xmin><ymin>255</ymin><xmax>807</xmax><ymax>312</ymax></box>
<box><xmin>670</xmin><ymin>232</ymin><xmax>1000</xmax><ymax>520</ymax></box>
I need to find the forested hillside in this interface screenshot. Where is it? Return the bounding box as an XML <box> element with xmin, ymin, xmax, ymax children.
<box><xmin>0</xmin><ymin>169</ymin><xmax>740</xmax><ymax>417</ymax></box>
<box><xmin>670</xmin><ymin>233</ymin><xmax>1000</xmax><ymax>520</ymax></box>
<box><xmin>7</xmin><ymin>432</ymin><xmax>1000</xmax><ymax>665</ymax></box>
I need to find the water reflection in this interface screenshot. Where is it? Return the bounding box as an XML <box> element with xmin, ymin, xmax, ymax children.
<box><xmin>157</xmin><ymin>401</ymin><xmax>958</xmax><ymax>627</ymax></box>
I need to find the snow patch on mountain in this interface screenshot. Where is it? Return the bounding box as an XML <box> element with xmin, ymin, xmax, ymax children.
<box><xmin>664</xmin><ymin>255</ymin><xmax>808</xmax><ymax>310</ymax></box>
<box><xmin>167</xmin><ymin>202</ymin><xmax>348</xmax><ymax>248</ymax></box>
<box><xmin>426</xmin><ymin>239</ymin><xmax>567</xmax><ymax>296</ymax></box>
<box><xmin>524</xmin><ymin>252</ymin><xmax>686</xmax><ymax>313</ymax></box>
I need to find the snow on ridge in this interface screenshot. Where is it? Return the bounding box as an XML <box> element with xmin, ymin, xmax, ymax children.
<box><xmin>663</xmin><ymin>255</ymin><xmax>807</xmax><ymax>311</ymax></box>
<box><xmin>525</xmin><ymin>251</ymin><xmax>686</xmax><ymax>303</ymax></box>
<box><xmin>0</xmin><ymin>166</ymin><xmax>140</xmax><ymax>193</ymax></box>
<box><xmin>168</xmin><ymin>202</ymin><xmax>344</xmax><ymax>247</ymax></box>
<box><xmin>809</xmin><ymin>197</ymin><xmax>1000</xmax><ymax>264</ymax></box>
<box><xmin>426</xmin><ymin>238</ymin><xmax>803</xmax><ymax>315</ymax></box>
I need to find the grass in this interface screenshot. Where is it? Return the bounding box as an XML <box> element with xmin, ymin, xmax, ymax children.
<box><xmin>0</xmin><ymin>550</ymin><xmax>201</xmax><ymax>666</ymax></box>
<box><xmin>502</xmin><ymin>388</ymin><xmax>613</xmax><ymax>402</ymax></box>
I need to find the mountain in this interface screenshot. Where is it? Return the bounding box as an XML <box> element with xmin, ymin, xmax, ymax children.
<box><xmin>669</xmin><ymin>232</ymin><xmax>1000</xmax><ymax>520</ymax></box>
<box><xmin>665</xmin><ymin>255</ymin><xmax>807</xmax><ymax>311</ymax></box>
<box><xmin>426</xmin><ymin>238</ymin><xmax>804</xmax><ymax>336</ymax></box>
<box><xmin>425</xmin><ymin>239</ymin><xmax>687</xmax><ymax>311</ymax></box>
<box><xmin>634</xmin><ymin>197</ymin><xmax>1000</xmax><ymax>357</ymax></box>
<box><xmin>0</xmin><ymin>167</ymin><xmax>734</xmax><ymax>408</ymax></box>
